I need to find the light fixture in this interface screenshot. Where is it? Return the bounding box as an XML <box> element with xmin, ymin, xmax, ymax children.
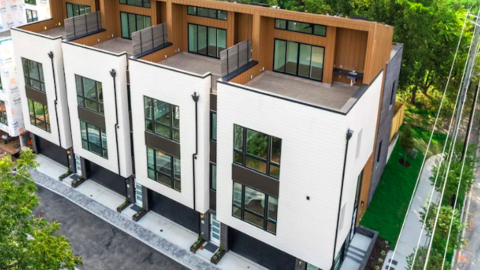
<box><xmin>361</xmin><ymin>201</ymin><xmax>364</xmax><ymax>208</ymax></box>
<box><xmin>200</xmin><ymin>214</ymin><xmax>204</xmax><ymax>219</ymax></box>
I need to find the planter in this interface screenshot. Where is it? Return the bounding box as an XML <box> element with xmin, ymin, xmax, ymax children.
<box><xmin>211</xmin><ymin>249</ymin><xmax>226</xmax><ymax>265</ymax></box>
<box><xmin>71</xmin><ymin>177</ymin><xmax>86</xmax><ymax>188</ymax></box>
<box><xmin>116</xmin><ymin>199</ymin><xmax>131</xmax><ymax>213</ymax></box>
<box><xmin>58</xmin><ymin>170</ymin><xmax>72</xmax><ymax>181</ymax></box>
<box><xmin>132</xmin><ymin>208</ymin><xmax>147</xmax><ymax>222</ymax></box>
<box><xmin>189</xmin><ymin>239</ymin><xmax>205</xmax><ymax>254</ymax></box>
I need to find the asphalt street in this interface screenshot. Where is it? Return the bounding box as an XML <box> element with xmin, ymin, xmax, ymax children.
<box><xmin>34</xmin><ymin>185</ymin><xmax>188</xmax><ymax>270</ymax></box>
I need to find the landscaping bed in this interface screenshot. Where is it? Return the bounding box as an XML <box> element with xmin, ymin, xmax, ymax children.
<box><xmin>58</xmin><ymin>169</ymin><xmax>72</xmax><ymax>181</ymax></box>
<box><xmin>211</xmin><ymin>246</ymin><xmax>226</xmax><ymax>265</ymax></box>
<box><xmin>365</xmin><ymin>236</ymin><xmax>390</xmax><ymax>270</ymax></box>
<box><xmin>116</xmin><ymin>198</ymin><xmax>131</xmax><ymax>213</ymax></box>
<box><xmin>190</xmin><ymin>235</ymin><xmax>205</xmax><ymax>254</ymax></box>
<box><xmin>132</xmin><ymin>208</ymin><xmax>147</xmax><ymax>222</ymax></box>
<box><xmin>71</xmin><ymin>176</ymin><xmax>86</xmax><ymax>188</ymax></box>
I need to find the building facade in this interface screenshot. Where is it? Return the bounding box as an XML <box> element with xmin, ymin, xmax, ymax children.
<box><xmin>11</xmin><ymin>0</ymin><xmax>403</xmax><ymax>269</ymax></box>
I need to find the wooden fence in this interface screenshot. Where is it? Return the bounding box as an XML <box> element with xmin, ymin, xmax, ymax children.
<box><xmin>390</xmin><ymin>101</ymin><xmax>405</xmax><ymax>142</ymax></box>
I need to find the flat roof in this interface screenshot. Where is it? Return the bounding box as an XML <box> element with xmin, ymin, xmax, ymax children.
<box><xmin>92</xmin><ymin>37</ymin><xmax>133</xmax><ymax>55</ymax></box>
<box><xmin>245</xmin><ymin>71</ymin><xmax>360</xmax><ymax>112</ymax></box>
<box><xmin>158</xmin><ymin>52</ymin><xmax>221</xmax><ymax>76</ymax></box>
<box><xmin>40</xmin><ymin>26</ymin><xmax>66</xmax><ymax>39</ymax></box>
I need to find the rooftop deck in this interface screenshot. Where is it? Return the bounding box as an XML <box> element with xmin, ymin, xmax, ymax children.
<box><xmin>245</xmin><ymin>71</ymin><xmax>360</xmax><ymax>112</ymax></box>
<box><xmin>40</xmin><ymin>26</ymin><xmax>66</xmax><ymax>39</ymax></box>
<box><xmin>92</xmin><ymin>37</ymin><xmax>133</xmax><ymax>55</ymax></box>
<box><xmin>159</xmin><ymin>52</ymin><xmax>221</xmax><ymax>75</ymax></box>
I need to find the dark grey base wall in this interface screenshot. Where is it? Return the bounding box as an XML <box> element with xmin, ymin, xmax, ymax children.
<box><xmin>369</xmin><ymin>44</ymin><xmax>404</xmax><ymax>203</ymax></box>
<box><xmin>83</xmin><ymin>158</ymin><xmax>128</xmax><ymax>197</ymax></box>
<box><xmin>200</xmin><ymin>211</ymin><xmax>211</xmax><ymax>242</ymax></box>
<box><xmin>33</xmin><ymin>133</ymin><xmax>69</xmax><ymax>167</ymax></box>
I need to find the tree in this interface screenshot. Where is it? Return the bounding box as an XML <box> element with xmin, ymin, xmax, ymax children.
<box><xmin>400</xmin><ymin>125</ymin><xmax>414</xmax><ymax>165</ymax></box>
<box><xmin>0</xmin><ymin>149</ymin><xmax>82</xmax><ymax>270</ymax></box>
<box><xmin>406</xmin><ymin>246</ymin><xmax>451</xmax><ymax>270</ymax></box>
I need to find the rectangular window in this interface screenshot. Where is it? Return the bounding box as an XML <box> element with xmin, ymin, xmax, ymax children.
<box><xmin>0</xmin><ymin>100</ymin><xmax>7</xmax><ymax>126</ymax></box>
<box><xmin>211</xmin><ymin>112</ymin><xmax>217</xmax><ymax>141</ymax></box>
<box><xmin>66</xmin><ymin>3</ymin><xmax>91</xmax><ymax>18</ymax></box>
<box><xmin>26</xmin><ymin>9</ymin><xmax>38</xmax><ymax>23</ymax></box>
<box><xmin>356</xmin><ymin>130</ymin><xmax>362</xmax><ymax>159</ymax></box>
<box><xmin>76</xmin><ymin>75</ymin><xmax>103</xmax><ymax>114</ymax></box>
<box><xmin>188</xmin><ymin>23</ymin><xmax>226</xmax><ymax>58</ymax></box>
<box><xmin>147</xmin><ymin>146</ymin><xmax>181</xmax><ymax>191</ymax></box>
<box><xmin>232</xmin><ymin>182</ymin><xmax>278</xmax><ymax>234</ymax></box>
<box><xmin>390</xmin><ymin>81</ymin><xmax>396</xmax><ymax>106</ymax></box>
<box><xmin>187</xmin><ymin>6</ymin><xmax>227</xmax><ymax>21</ymax></box>
<box><xmin>120</xmin><ymin>12</ymin><xmax>151</xmax><ymax>39</ymax></box>
<box><xmin>28</xmin><ymin>99</ymin><xmax>50</xmax><ymax>132</ymax></box>
<box><xmin>339</xmin><ymin>203</ymin><xmax>346</xmax><ymax>229</ymax></box>
<box><xmin>22</xmin><ymin>58</ymin><xmax>45</xmax><ymax>92</ymax></box>
<box><xmin>275</xmin><ymin>19</ymin><xmax>326</xmax><ymax>37</ymax></box>
<box><xmin>80</xmin><ymin>121</ymin><xmax>108</xmax><ymax>158</ymax></box>
<box><xmin>273</xmin><ymin>39</ymin><xmax>325</xmax><ymax>82</ymax></box>
<box><xmin>144</xmin><ymin>96</ymin><xmax>180</xmax><ymax>142</ymax></box>
<box><xmin>25</xmin><ymin>0</ymin><xmax>36</xmax><ymax>5</ymax></box>
<box><xmin>234</xmin><ymin>125</ymin><xmax>282</xmax><ymax>178</ymax></box>
<box><xmin>377</xmin><ymin>141</ymin><xmax>382</xmax><ymax>162</ymax></box>
<box><xmin>119</xmin><ymin>0</ymin><xmax>150</xmax><ymax>8</ymax></box>
<box><xmin>210</xmin><ymin>163</ymin><xmax>216</xmax><ymax>190</ymax></box>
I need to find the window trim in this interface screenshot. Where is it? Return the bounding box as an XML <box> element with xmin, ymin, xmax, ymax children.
<box><xmin>81</xmin><ymin>120</ymin><xmax>108</xmax><ymax>159</ymax></box>
<box><xmin>210</xmin><ymin>111</ymin><xmax>217</xmax><ymax>141</ymax></box>
<box><xmin>26</xmin><ymin>9</ymin><xmax>38</xmax><ymax>23</ymax></box>
<box><xmin>233</xmin><ymin>124</ymin><xmax>281</xmax><ymax>179</ymax></box>
<box><xmin>66</xmin><ymin>2</ymin><xmax>91</xmax><ymax>18</ymax></box>
<box><xmin>187</xmin><ymin>23</ymin><xmax>227</xmax><ymax>59</ymax></box>
<box><xmin>76</xmin><ymin>75</ymin><xmax>104</xmax><ymax>115</ymax></box>
<box><xmin>0</xmin><ymin>100</ymin><xmax>7</xmax><ymax>126</ymax></box>
<box><xmin>147</xmin><ymin>146</ymin><xmax>181</xmax><ymax>192</ymax></box>
<box><xmin>144</xmin><ymin>96</ymin><xmax>180</xmax><ymax>142</ymax></box>
<box><xmin>272</xmin><ymin>38</ymin><xmax>326</xmax><ymax>82</ymax></box>
<box><xmin>119</xmin><ymin>0</ymin><xmax>151</xmax><ymax>8</ymax></box>
<box><xmin>390</xmin><ymin>81</ymin><xmax>396</xmax><ymax>106</ymax></box>
<box><xmin>210</xmin><ymin>162</ymin><xmax>216</xmax><ymax>190</ymax></box>
<box><xmin>187</xmin><ymin>6</ymin><xmax>227</xmax><ymax>21</ymax></box>
<box><xmin>377</xmin><ymin>141</ymin><xmax>382</xmax><ymax>163</ymax></box>
<box><xmin>22</xmin><ymin>58</ymin><xmax>45</xmax><ymax>93</ymax></box>
<box><xmin>274</xmin><ymin>19</ymin><xmax>327</xmax><ymax>37</ymax></box>
<box><xmin>120</xmin><ymin>12</ymin><xmax>152</xmax><ymax>39</ymax></box>
<box><xmin>28</xmin><ymin>99</ymin><xmax>50</xmax><ymax>132</ymax></box>
<box><xmin>232</xmin><ymin>182</ymin><xmax>278</xmax><ymax>235</ymax></box>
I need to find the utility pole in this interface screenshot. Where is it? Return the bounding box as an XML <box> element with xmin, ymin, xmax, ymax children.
<box><xmin>453</xmin><ymin>11</ymin><xmax>480</xmax><ymax>148</ymax></box>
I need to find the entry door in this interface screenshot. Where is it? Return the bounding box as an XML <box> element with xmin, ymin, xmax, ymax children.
<box><xmin>210</xmin><ymin>214</ymin><xmax>220</xmax><ymax>245</ymax></box>
<box><xmin>135</xmin><ymin>182</ymin><xmax>143</xmax><ymax>207</ymax></box>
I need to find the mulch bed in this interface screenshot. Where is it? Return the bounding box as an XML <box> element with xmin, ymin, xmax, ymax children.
<box><xmin>365</xmin><ymin>236</ymin><xmax>391</xmax><ymax>270</ymax></box>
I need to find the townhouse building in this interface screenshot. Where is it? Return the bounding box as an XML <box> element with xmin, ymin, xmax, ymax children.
<box><xmin>11</xmin><ymin>0</ymin><xmax>403</xmax><ymax>269</ymax></box>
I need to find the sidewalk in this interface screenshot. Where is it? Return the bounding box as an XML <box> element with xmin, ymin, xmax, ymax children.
<box><xmin>31</xmin><ymin>154</ymin><xmax>266</xmax><ymax>270</ymax></box>
<box><xmin>383</xmin><ymin>154</ymin><xmax>441</xmax><ymax>269</ymax></box>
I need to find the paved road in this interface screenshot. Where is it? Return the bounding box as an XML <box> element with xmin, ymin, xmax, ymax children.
<box><xmin>34</xmin><ymin>185</ymin><xmax>188</xmax><ymax>270</ymax></box>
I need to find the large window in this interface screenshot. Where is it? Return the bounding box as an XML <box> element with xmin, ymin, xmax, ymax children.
<box><xmin>211</xmin><ymin>112</ymin><xmax>217</xmax><ymax>141</ymax></box>
<box><xmin>0</xmin><ymin>100</ymin><xmax>7</xmax><ymax>126</ymax></box>
<box><xmin>210</xmin><ymin>163</ymin><xmax>216</xmax><ymax>190</ymax></box>
<box><xmin>25</xmin><ymin>0</ymin><xmax>36</xmax><ymax>5</ymax></box>
<box><xmin>275</xmin><ymin>19</ymin><xmax>326</xmax><ymax>37</ymax></box>
<box><xmin>144</xmin><ymin>97</ymin><xmax>180</xmax><ymax>142</ymax></box>
<box><xmin>28</xmin><ymin>99</ymin><xmax>50</xmax><ymax>132</ymax></box>
<box><xmin>188</xmin><ymin>23</ymin><xmax>226</xmax><ymax>58</ymax></box>
<box><xmin>120</xmin><ymin>0</ymin><xmax>150</xmax><ymax>8</ymax></box>
<box><xmin>76</xmin><ymin>75</ymin><xmax>103</xmax><ymax>114</ymax></box>
<box><xmin>66</xmin><ymin>3</ymin><xmax>91</xmax><ymax>18</ymax></box>
<box><xmin>187</xmin><ymin>6</ymin><xmax>227</xmax><ymax>21</ymax></box>
<box><xmin>26</xmin><ymin>10</ymin><xmax>38</xmax><ymax>23</ymax></box>
<box><xmin>273</xmin><ymin>39</ymin><xmax>325</xmax><ymax>81</ymax></box>
<box><xmin>120</xmin><ymin>12</ymin><xmax>151</xmax><ymax>39</ymax></box>
<box><xmin>234</xmin><ymin>125</ymin><xmax>282</xmax><ymax>178</ymax></box>
<box><xmin>232</xmin><ymin>182</ymin><xmax>278</xmax><ymax>234</ymax></box>
<box><xmin>80</xmin><ymin>121</ymin><xmax>108</xmax><ymax>158</ymax></box>
<box><xmin>147</xmin><ymin>146</ymin><xmax>181</xmax><ymax>191</ymax></box>
<box><xmin>22</xmin><ymin>58</ymin><xmax>45</xmax><ymax>92</ymax></box>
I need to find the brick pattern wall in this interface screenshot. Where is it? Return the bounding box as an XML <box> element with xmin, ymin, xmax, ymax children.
<box><xmin>220</xmin><ymin>223</ymin><xmax>228</xmax><ymax>251</ymax></box>
<box><xmin>200</xmin><ymin>211</ymin><xmax>210</xmax><ymax>242</ymax></box>
<box><xmin>294</xmin><ymin>258</ymin><xmax>307</xmax><ymax>270</ymax></box>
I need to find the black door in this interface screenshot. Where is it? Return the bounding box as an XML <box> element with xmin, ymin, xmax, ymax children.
<box><xmin>35</xmin><ymin>135</ymin><xmax>69</xmax><ymax>167</ymax></box>
<box><xmin>84</xmin><ymin>159</ymin><xmax>127</xmax><ymax>196</ymax></box>
<box><xmin>228</xmin><ymin>227</ymin><xmax>296</xmax><ymax>270</ymax></box>
<box><xmin>148</xmin><ymin>189</ymin><xmax>200</xmax><ymax>233</ymax></box>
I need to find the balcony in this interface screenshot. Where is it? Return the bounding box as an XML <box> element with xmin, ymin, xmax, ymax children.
<box><xmin>159</xmin><ymin>52</ymin><xmax>221</xmax><ymax>76</ymax></box>
<box><xmin>91</xmin><ymin>38</ymin><xmax>133</xmax><ymax>55</ymax></box>
<box><xmin>40</xmin><ymin>26</ymin><xmax>66</xmax><ymax>39</ymax></box>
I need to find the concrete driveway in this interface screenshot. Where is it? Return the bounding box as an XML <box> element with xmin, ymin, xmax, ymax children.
<box><xmin>34</xmin><ymin>185</ymin><xmax>188</xmax><ymax>270</ymax></box>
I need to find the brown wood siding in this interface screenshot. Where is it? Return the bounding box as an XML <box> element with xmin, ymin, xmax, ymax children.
<box><xmin>159</xmin><ymin>1</ymin><xmax>166</xmax><ymax>24</ymax></box>
<box><xmin>63</xmin><ymin>0</ymin><xmax>97</xmax><ymax>19</ymax></box>
<box><xmin>20</xmin><ymin>0</ymin><xmax>64</xmax><ymax>32</ymax></box>
<box><xmin>357</xmin><ymin>152</ymin><xmax>373</xmax><ymax>225</ymax></box>
<box><xmin>116</xmin><ymin>3</ymin><xmax>158</xmax><ymax>38</ymax></box>
<box><xmin>363</xmin><ymin>24</ymin><xmax>394</xmax><ymax>83</ymax></box>
<box><xmin>234</xmin><ymin>13</ymin><xmax>252</xmax><ymax>44</ymax></box>
<box><xmin>334</xmin><ymin>28</ymin><xmax>367</xmax><ymax>73</ymax></box>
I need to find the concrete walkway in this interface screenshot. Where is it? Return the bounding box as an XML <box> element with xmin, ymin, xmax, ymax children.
<box><xmin>383</xmin><ymin>154</ymin><xmax>441</xmax><ymax>270</ymax></box>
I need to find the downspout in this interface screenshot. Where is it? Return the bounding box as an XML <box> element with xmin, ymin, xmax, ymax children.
<box><xmin>331</xmin><ymin>128</ymin><xmax>354</xmax><ymax>269</ymax></box>
<box><xmin>110</xmin><ymin>69</ymin><xmax>121</xmax><ymax>175</ymax></box>
<box><xmin>48</xmin><ymin>52</ymin><xmax>62</xmax><ymax>148</ymax></box>
<box><xmin>191</xmin><ymin>92</ymin><xmax>199</xmax><ymax>211</ymax></box>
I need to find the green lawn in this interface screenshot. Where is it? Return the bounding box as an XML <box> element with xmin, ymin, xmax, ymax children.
<box><xmin>360</xmin><ymin>126</ymin><xmax>447</xmax><ymax>249</ymax></box>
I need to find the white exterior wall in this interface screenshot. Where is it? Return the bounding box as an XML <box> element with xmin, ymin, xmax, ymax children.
<box><xmin>129</xmin><ymin>59</ymin><xmax>211</xmax><ymax>214</ymax></box>
<box><xmin>0</xmin><ymin>0</ymin><xmax>51</xmax><ymax>33</ymax></box>
<box><xmin>11</xmin><ymin>29</ymin><xmax>72</xmax><ymax>149</ymax></box>
<box><xmin>62</xmin><ymin>42</ymin><xmax>132</xmax><ymax>178</ymax></box>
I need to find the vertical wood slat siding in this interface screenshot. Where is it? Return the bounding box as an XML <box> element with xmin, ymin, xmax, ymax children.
<box><xmin>116</xmin><ymin>3</ymin><xmax>158</xmax><ymax>39</ymax></box>
<box><xmin>62</xmin><ymin>0</ymin><xmax>97</xmax><ymax>20</ymax></box>
<box><xmin>356</xmin><ymin>152</ymin><xmax>373</xmax><ymax>225</ymax></box>
<box><xmin>235</xmin><ymin>13</ymin><xmax>252</xmax><ymax>44</ymax></box>
<box><xmin>334</xmin><ymin>28</ymin><xmax>368</xmax><ymax>73</ymax></box>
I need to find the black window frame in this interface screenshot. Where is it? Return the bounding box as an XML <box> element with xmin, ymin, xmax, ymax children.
<box><xmin>120</xmin><ymin>12</ymin><xmax>152</xmax><ymax>39</ymax></box>
<box><xmin>233</xmin><ymin>124</ymin><xmax>282</xmax><ymax>179</ymax></box>
<box><xmin>144</xmin><ymin>96</ymin><xmax>180</xmax><ymax>142</ymax></box>
<box><xmin>187</xmin><ymin>6</ymin><xmax>227</xmax><ymax>21</ymax></box>
<box><xmin>119</xmin><ymin>0</ymin><xmax>150</xmax><ymax>8</ymax></box>
<box><xmin>147</xmin><ymin>146</ymin><xmax>181</xmax><ymax>192</ymax></box>
<box><xmin>22</xmin><ymin>58</ymin><xmax>45</xmax><ymax>92</ymax></box>
<box><xmin>188</xmin><ymin>23</ymin><xmax>227</xmax><ymax>59</ymax></box>
<box><xmin>28</xmin><ymin>99</ymin><xmax>50</xmax><ymax>132</ymax></box>
<box><xmin>76</xmin><ymin>75</ymin><xmax>104</xmax><ymax>115</ymax></box>
<box><xmin>210</xmin><ymin>111</ymin><xmax>217</xmax><ymax>141</ymax></box>
<box><xmin>25</xmin><ymin>0</ymin><xmax>36</xmax><ymax>5</ymax></box>
<box><xmin>66</xmin><ymin>2</ymin><xmax>91</xmax><ymax>18</ymax></box>
<box><xmin>274</xmin><ymin>19</ymin><xmax>326</xmax><ymax>37</ymax></box>
<box><xmin>0</xmin><ymin>100</ymin><xmax>7</xmax><ymax>126</ymax></box>
<box><xmin>210</xmin><ymin>162</ymin><xmax>216</xmax><ymax>190</ymax></box>
<box><xmin>26</xmin><ymin>9</ymin><xmax>38</xmax><ymax>23</ymax></box>
<box><xmin>390</xmin><ymin>81</ymin><xmax>396</xmax><ymax>106</ymax></box>
<box><xmin>232</xmin><ymin>182</ymin><xmax>278</xmax><ymax>235</ymax></box>
<box><xmin>80</xmin><ymin>120</ymin><xmax>108</xmax><ymax>158</ymax></box>
<box><xmin>377</xmin><ymin>141</ymin><xmax>382</xmax><ymax>162</ymax></box>
<box><xmin>272</xmin><ymin>38</ymin><xmax>326</xmax><ymax>82</ymax></box>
